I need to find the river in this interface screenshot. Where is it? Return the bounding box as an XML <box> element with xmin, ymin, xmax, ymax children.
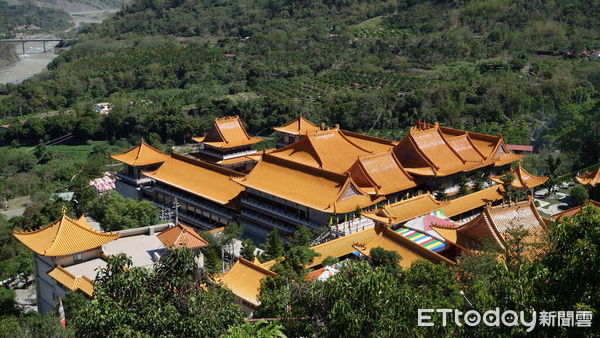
<box><xmin>0</xmin><ymin>9</ymin><xmax>117</xmax><ymax>85</ymax></box>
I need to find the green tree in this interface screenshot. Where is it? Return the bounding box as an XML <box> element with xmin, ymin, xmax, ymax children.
<box><xmin>0</xmin><ymin>286</ymin><xmax>16</xmax><ymax>316</ymax></box>
<box><xmin>434</xmin><ymin>186</ymin><xmax>448</xmax><ymax>201</ymax></box>
<box><xmin>544</xmin><ymin>155</ymin><xmax>562</xmax><ymax>196</ymax></box>
<box><xmin>33</xmin><ymin>140</ymin><xmax>52</xmax><ymax>164</ymax></box>
<box><xmin>91</xmin><ymin>190</ymin><xmax>158</xmax><ymax>231</ymax></box>
<box><xmin>0</xmin><ymin>215</ymin><xmax>32</xmax><ymax>280</ymax></box>
<box><xmin>221</xmin><ymin>320</ymin><xmax>286</xmax><ymax>338</ymax></box>
<box><xmin>539</xmin><ymin>206</ymin><xmax>600</xmax><ymax>321</ymax></box>
<box><xmin>72</xmin><ymin>249</ymin><xmax>245</xmax><ymax>336</ymax></box>
<box><xmin>369</xmin><ymin>247</ymin><xmax>401</xmax><ymax>272</ymax></box>
<box><xmin>262</xmin><ymin>229</ymin><xmax>285</xmax><ymax>261</ymax></box>
<box><xmin>259</xmin><ymin>260</ymin><xmax>463</xmax><ymax>337</ymax></box>
<box><xmin>570</xmin><ymin>185</ymin><xmax>589</xmax><ymax>206</ymax></box>
<box><xmin>240</xmin><ymin>239</ymin><xmax>257</xmax><ymax>261</ymax></box>
<box><xmin>288</xmin><ymin>226</ymin><xmax>312</xmax><ymax>248</ymax></box>
<box><xmin>457</xmin><ymin>174</ymin><xmax>470</xmax><ymax>196</ymax></box>
<box><xmin>272</xmin><ymin>246</ymin><xmax>319</xmax><ymax>280</ymax></box>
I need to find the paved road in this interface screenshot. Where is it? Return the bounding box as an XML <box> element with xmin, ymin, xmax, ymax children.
<box><xmin>1</xmin><ymin>208</ymin><xmax>25</xmax><ymax>219</ymax></box>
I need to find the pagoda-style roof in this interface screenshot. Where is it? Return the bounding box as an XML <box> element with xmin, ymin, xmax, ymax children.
<box><xmin>273</xmin><ymin>115</ymin><xmax>321</xmax><ymax>136</ymax></box>
<box><xmin>363</xmin><ymin>193</ymin><xmax>447</xmax><ymax>225</ymax></box>
<box><xmin>48</xmin><ymin>266</ymin><xmax>94</xmax><ymax>296</ymax></box>
<box><xmin>393</xmin><ymin>122</ymin><xmax>523</xmax><ymax>177</ymax></box>
<box><xmin>110</xmin><ymin>141</ymin><xmax>169</xmax><ymax>167</ymax></box>
<box><xmin>575</xmin><ymin>166</ymin><xmax>600</xmax><ymax>187</ymax></box>
<box><xmin>439</xmin><ymin>185</ymin><xmax>504</xmax><ymax>218</ymax></box>
<box><xmin>309</xmin><ymin>225</ymin><xmax>453</xmax><ymax>268</ymax></box>
<box><xmin>157</xmin><ymin>223</ymin><xmax>209</xmax><ymax>249</ymax></box>
<box><xmin>432</xmin><ymin>199</ymin><xmax>547</xmax><ymax>257</ymax></box>
<box><xmin>233</xmin><ymin>154</ymin><xmax>383</xmax><ymax>213</ymax></box>
<box><xmin>142</xmin><ymin>153</ymin><xmax>246</xmax><ymax>207</ymax></box>
<box><xmin>269</xmin><ymin>127</ymin><xmax>375</xmax><ymax>173</ymax></box>
<box><xmin>13</xmin><ymin>214</ymin><xmax>119</xmax><ymax>256</ymax></box>
<box><xmin>347</xmin><ymin>151</ymin><xmax>416</xmax><ymax>195</ymax></box>
<box><xmin>340</xmin><ymin>130</ymin><xmax>397</xmax><ymax>153</ymax></box>
<box><xmin>218</xmin><ymin>257</ymin><xmax>277</xmax><ymax>307</ymax></box>
<box><xmin>192</xmin><ymin>116</ymin><xmax>262</xmax><ymax>149</ymax></box>
<box><xmin>551</xmin><ymin>200</ymin><xmax>600</xmax><ymax>220</ymax></box>
<box><xmin>490</xmin><ymin>163</ymin><xmax>548</xmax><ymax>190</ymax></box>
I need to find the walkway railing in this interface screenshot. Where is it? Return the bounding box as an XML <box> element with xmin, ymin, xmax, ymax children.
<box><xmin>241</xmin><ymin>209</ymin><xmax>297</xmax><ymax>234</ymax></box>
<box><xmin>145</xmin><ymin>185</ymin><xmax>233</xmax><ymax>220</ymax></box>
<box><xmin>241</xmin><ymin>198</ymin><xmax>317</xmax><ymax>229</ymax></box>
<box><xmin>330</xmin><ymin>217</ymin><xmax>375</xmax><ymax>237</ymax></box>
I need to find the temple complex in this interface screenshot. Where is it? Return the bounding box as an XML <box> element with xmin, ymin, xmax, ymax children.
<box><xmin>110</xmin><ymin>115</ymin><xmax>530</xmax><ymax>241</ymax></box>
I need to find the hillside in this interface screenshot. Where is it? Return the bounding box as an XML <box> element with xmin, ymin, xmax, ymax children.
<box><xmin>0</xmin><ymin>0</ymin><xmax>598</xmax><ymax>168</ymax></box>
<box><xmin>4</xmin><ymin>0</ymin><xmax>124</xmax><ymax>12</ymax></box>
<box><xmin>0</xmin><ymin>0</ymin><xmax>72</xmax><ymax>36</ymax></box>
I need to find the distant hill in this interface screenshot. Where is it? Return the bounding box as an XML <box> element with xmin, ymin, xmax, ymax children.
<box><xmin>4</xmin><ymin>0</ymin><xmax>126</xmax><ymax>13</ymax></box>
<box><xmin>0</xmin><ymin>1</ymin><xmax>71</xmax><ymax>35</ymax></box>
<box><xmin>0</xmin><ymin>0</ymin><xmax>599</xmax><ymax>167</ymax></box>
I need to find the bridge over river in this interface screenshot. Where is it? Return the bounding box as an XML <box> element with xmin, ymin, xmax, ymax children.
<box><xmin>0</xmin><ymin>38</ymin><xmax>74</xmax><ymax>54</ymax></box>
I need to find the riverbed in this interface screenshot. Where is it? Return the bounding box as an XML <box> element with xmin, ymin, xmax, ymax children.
<box><xmin>0</xmin><ymin>40</ymin><xmax>60</xmax><ymax>84</ymax></box>
<box><xmin>0</xmin><ymin>9</ymin><xmax>117</xmax><ymax>85</ymax></box>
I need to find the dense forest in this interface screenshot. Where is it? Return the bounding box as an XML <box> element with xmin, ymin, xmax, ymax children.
<box><xmin>0</xmin><ymin>0</ymin><xmax>598</xmax><ymax>168</ymax></box>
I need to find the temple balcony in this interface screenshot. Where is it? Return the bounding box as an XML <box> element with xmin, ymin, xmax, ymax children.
<box><xmin>330</xmin><ymin>217</ymin><xmax>375</xmax><ymax>237</ymax></box>
<box><xmin>178</xmin><ymin>210</ymin><xmax>223</xmax><ymax>229</ymax></box>
<box><xmin>149</xmin><ymin>199</ymin><xmax>220</xmax><ymax>229</ymax></box>
<box><xmin>143</xmin><ymin>185</ymin><xmax>234</xmax><ymax>221</ymax></box>
<box><xmin>240</xmin><ymin>209</ymin><xmax>297</xmax><ymax>235</ymax></box>
<box><xmin>241</xmin><ymin>197</ymin><xmax>319</xmax><ymax>229</ymax></box>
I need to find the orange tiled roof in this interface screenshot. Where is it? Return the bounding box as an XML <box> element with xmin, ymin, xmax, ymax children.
<box><xmin>48</xmin><ymin>266</ymin><xmax>94</xmax><ymax>296</ymax></box>
<box><xmin>269</xmin><ymin>128</ymin><xmax>377</xmax><ymax>173</ymax></box>
<box><xmin>551</xmin><ymin>200</ymin><xmax>600</xmax><ymax>220</ymax></box>
<box><xmin>218</xmin><ymin>257</ymin><xmax>277</xmax><ymax>307</ymax></box>
<box><xmin>440</xmin><ymin>185</ymin><xmax>504</xmax><ymax>218</ymax></box>
<box><xmin>13</xmin><ymin>214</ymin><xmax>119</xmax><ymax>256</ymax></box>
<box><xmin>362</xmin><ymin>193</ymin><xmax>447</xmax><ymax>225</ymax></box>
<box><xmin>234</xmin><ymin>155</ymin><xmax>382</xmax><ymax>213</ymax></box>
<box><xmin>309</xmin><ymin>225</ymin><xmax>453</xmax><ymax>268</ymax></box>
<box><xmin>157</xmin><ymin>223</ymin><xmax>209</xmax><ymax>249</ymax></box>
<box><xmin>340</xmin><ymin>130</ymin><xmax>397</xmax><ymax>153</ymax></box>
<box><xmin>273</xmin><ymin>115</ymin><xmax>321</xmax><ymax>135</ymax></box>
<box><xmin>394</xmin><ymin>122</ymin><xmax>523</xmax><ymax>177</ymax></box>
<box><xmin>110</xmin><ymin>141</ymin><xmax>169</xmax><ymax>167</ymax></box>
<box><xmin>142</xmin><ymin>153</ymin><xmax>245</xmax><ymax>207</ymax></box>
<box><xmin>490</xmin><ymin>163</ymin><xmax>548</xmax><ymax>190</ymax></box>
<box><xmin>347</xmin><ymin>151</ymin><xmax>416</xmax><ymax>195</ymax></box>
<box><xmin>394</xmin><ymin>123</ymin><xmax>470</xmax><ymax>176</ymax></box>
<box><xmin>576</xmin><ymin>166</ymin><xmax>600</xmax><ymax>187</ymax></box>
<box><xmin>192</xmin><ymin>116</ymin><xmax>262</xmax><ymax>149</ymax></box>
<box><xmin>433</xmin><ymin>199</ymin><xmax>547</xmax><ymax>257</ymax></box>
